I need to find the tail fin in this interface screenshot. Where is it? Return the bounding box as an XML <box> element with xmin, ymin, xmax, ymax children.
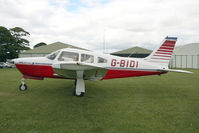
<box><xmin>145</xmin><ymin>36</ymin><xmax>177</xmax><ymax>66</ymax></box>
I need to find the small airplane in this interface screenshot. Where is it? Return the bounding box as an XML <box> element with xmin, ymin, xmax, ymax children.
<box><xmin>12</xmin><ymin>36</ymin><xmax>192</xmax><ymax>96</ymax></box>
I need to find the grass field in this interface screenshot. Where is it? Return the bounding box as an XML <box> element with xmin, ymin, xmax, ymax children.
<box><xmin>0</xmin><ymin>68</ymin><xmax>199</xmax><ymax>133</ymax></box>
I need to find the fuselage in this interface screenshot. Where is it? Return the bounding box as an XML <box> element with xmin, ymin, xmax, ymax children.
<box><xmin>14</xmin><ymin>48</ymin><xmax>167</xmax><ymax>80</ymax></box>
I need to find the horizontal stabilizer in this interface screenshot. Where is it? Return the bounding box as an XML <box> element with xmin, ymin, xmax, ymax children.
<box><xmin>161</xmin><ymin>69</ymin><xmax>193</xmax><ymax>74</ymax></box>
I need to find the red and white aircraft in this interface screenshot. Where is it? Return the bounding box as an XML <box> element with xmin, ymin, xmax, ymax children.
<box><xmin>13</xmin><ymin>37</ymin><xmax>192</xmax><ymax>96</ymax></box>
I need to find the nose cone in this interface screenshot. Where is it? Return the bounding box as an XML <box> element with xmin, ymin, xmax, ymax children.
<box><xmin>11</xmin><ymin>58</ymin><xmax>18</xmax><ymax>64</ymax></box>
<box><xmin>11</xmin><ymin>58</ymin><xmax>23</xmax><ymax>64</ymax></box>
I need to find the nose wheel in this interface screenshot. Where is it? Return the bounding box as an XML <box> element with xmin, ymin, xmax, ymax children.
<box><xmin>19</xmin><ymin>84</ymin><xmax>28</xmax><ymax>91</ymax></box>
<box><xmin>19</xmin><ymin>78</ymin><xmax>28</xmax><ymax>91</ymax></box>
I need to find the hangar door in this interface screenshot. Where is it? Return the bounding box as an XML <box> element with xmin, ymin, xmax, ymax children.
<box><xmin>169</xmin><ymin>55</ymin><xmax>199</xmax><ymax>68</ymax></box>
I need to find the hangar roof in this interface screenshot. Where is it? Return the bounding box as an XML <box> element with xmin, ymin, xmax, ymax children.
<box><xmin>21</xmin><ymin>42</ymin><xmax>87</xmax><ymax>54</ymax></box>
<box><xmin>111</xmin><ymin>46</ymin><xmax>152</xmax><ymax>55</ymax></box>
<box><xmin>174</xmin><ymin>43</ymin><xmax>199</xmax><ymax>55</ymax></box>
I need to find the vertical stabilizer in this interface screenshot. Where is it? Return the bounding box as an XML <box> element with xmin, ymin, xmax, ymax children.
<box><xmin>145</xmin><ymin>36</ymin><xmax>177</xmax><ymax>66</ymax></box>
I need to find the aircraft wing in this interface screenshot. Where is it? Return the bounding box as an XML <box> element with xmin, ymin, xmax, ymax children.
<box><xmin>52</xmin><ymin>62</ymin><xmax>108</xmax><ymax>80</ymax></box>
<box><xmin>159</xmin><ymin>69</ymin><xmax>193</xmax><ymax>74</ymax></box>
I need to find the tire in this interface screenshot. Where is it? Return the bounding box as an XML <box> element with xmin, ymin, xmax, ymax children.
<box><xmin>74</xmin><ymin>79</ymin><xmax>77</xmax><ymax>86</ymax></box>
<box><xmin>73</xmin><ymin>89</ymin><xmax>84</xmax><ymax>97</ymax></box>
<box><xmin>19</xmin><ymin>84</ymin><xmax>28</xmax><ymax>91</ymax></box>
<box><xmin>79</xmin><ymin>92</ymin><xmax>84</xmax><ymax>97</ymax></box>
<box><xmin>73</xmin><ymin>88</ymin><xmax>76</xmax><ymax>96</ymax></box>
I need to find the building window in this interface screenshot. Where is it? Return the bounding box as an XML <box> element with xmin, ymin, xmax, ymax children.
<box><xmin>58</xmin><ymin>51</ymin><xmax>79</xmax><ymax>61</ymax></box>
<box><xmin>81</xmin><ymin>54</ymin><xmax>94</xmax><ymax>63</ymax></box>
<box><xmin>98</xmin><ymin>57</ymin><xmax>107</xmax><ymax>63</ymax></box>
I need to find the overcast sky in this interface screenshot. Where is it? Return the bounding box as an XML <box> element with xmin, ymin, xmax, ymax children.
<box><xmin>0</xmin><ymin>0</ymin><xmax>199</xmax><ymax>53</ymax></box>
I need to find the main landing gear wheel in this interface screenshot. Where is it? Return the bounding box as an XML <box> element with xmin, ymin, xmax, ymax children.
<box><xmin>73</xmin><ymin>89</ymin><xmax>84</xmax><ymax>97</ymax></box>
<box><xmin>19</xmin><ymin>84</ymin><xmax>28</xmax><ymax>91</ymax></box>
<box><xmin>73</xmin><ymin>71</ymin><xmax>85</xmax><ymax>97</ymax></box>
<box><xmin>73</xmin><ymin>80</ymin><xmax>84</xmax><ymax>97</ymax></box>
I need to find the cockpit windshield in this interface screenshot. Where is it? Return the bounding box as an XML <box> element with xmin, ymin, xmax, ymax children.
<box><xmin>47</xmin><ymin>51</ymin><xmax>60</xmax><ymax>60</ymax></box>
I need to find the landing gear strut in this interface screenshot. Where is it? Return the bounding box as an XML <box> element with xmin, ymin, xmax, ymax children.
<box><xmin>73</xmin><ymin>71</ymin><xmax>85</xmax><ymax>97</ymax></box>
<box><xmin>19</xmin><ymin>78</ymin><xmax>28</xmax><ymax>91</ymax></box>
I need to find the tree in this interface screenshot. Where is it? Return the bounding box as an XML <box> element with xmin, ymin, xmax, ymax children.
<box><xmin>34</xmin><ymin>42</ymin><xmax>47</xmax><ymax>48</ymax></box>
<box><xmin>9</xmin><ymin>27</ymin><xmax>30</xmax><ymax>47</ymax></box>
<box><xmin>0</xmin><ymin>26</ymin><xmax>30</xmax><ymax>62</ymax></box>
<box><xmin>0</xmin><ymin>26</ymin><xmax>16</xmax><ymax>62</ymax></box>
<box><xmin>0</xmin><ymin>26</ymin><xmax>15</xmax><ymax>45</ymax></box>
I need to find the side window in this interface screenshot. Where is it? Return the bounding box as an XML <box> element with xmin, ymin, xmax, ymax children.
<box><xmin>47</xmin><ymin>51</ymin><xmax>60</xmax><ymax>60</ymax></box>
<box><xmin>98</xmin><ymin>57</ymin><xmax>107</xmax><ymax>63</ymax></box>
<box><xmin>81</xmin><ymin>54</ymin><xmax>94</xmax><ymax>63</ymax></box>
<box><xmin>58</xmin><ymin>52</ymin><xmax>79</xmax><ymax>61</ymax></box>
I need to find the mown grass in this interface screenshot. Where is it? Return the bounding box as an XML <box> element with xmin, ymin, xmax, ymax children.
<box><xmin>0</xmin><ymin>68</ymin><xmax>199</xmax><ymax>133</ymax></box>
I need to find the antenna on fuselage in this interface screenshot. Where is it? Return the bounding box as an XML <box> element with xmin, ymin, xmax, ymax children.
<box><xmin>103</xmin><ymin>28</ymin><xmax>106</xmax><ymax>53</ymax></box>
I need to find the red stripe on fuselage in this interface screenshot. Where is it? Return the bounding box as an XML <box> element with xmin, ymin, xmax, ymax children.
<box><xmin>102</xmin><ymin>69</ymin><xmax>166</xmax><ymax>80</ymax></box>
<box><xmin>15</xmin><ymin>64</ymin><xmax>57</xmax><ymax>78</ymax></box>
<box><xmin>16</xmin><ymin>64</ymin><xmax>167</xmax><ymax>80</ymax></box>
